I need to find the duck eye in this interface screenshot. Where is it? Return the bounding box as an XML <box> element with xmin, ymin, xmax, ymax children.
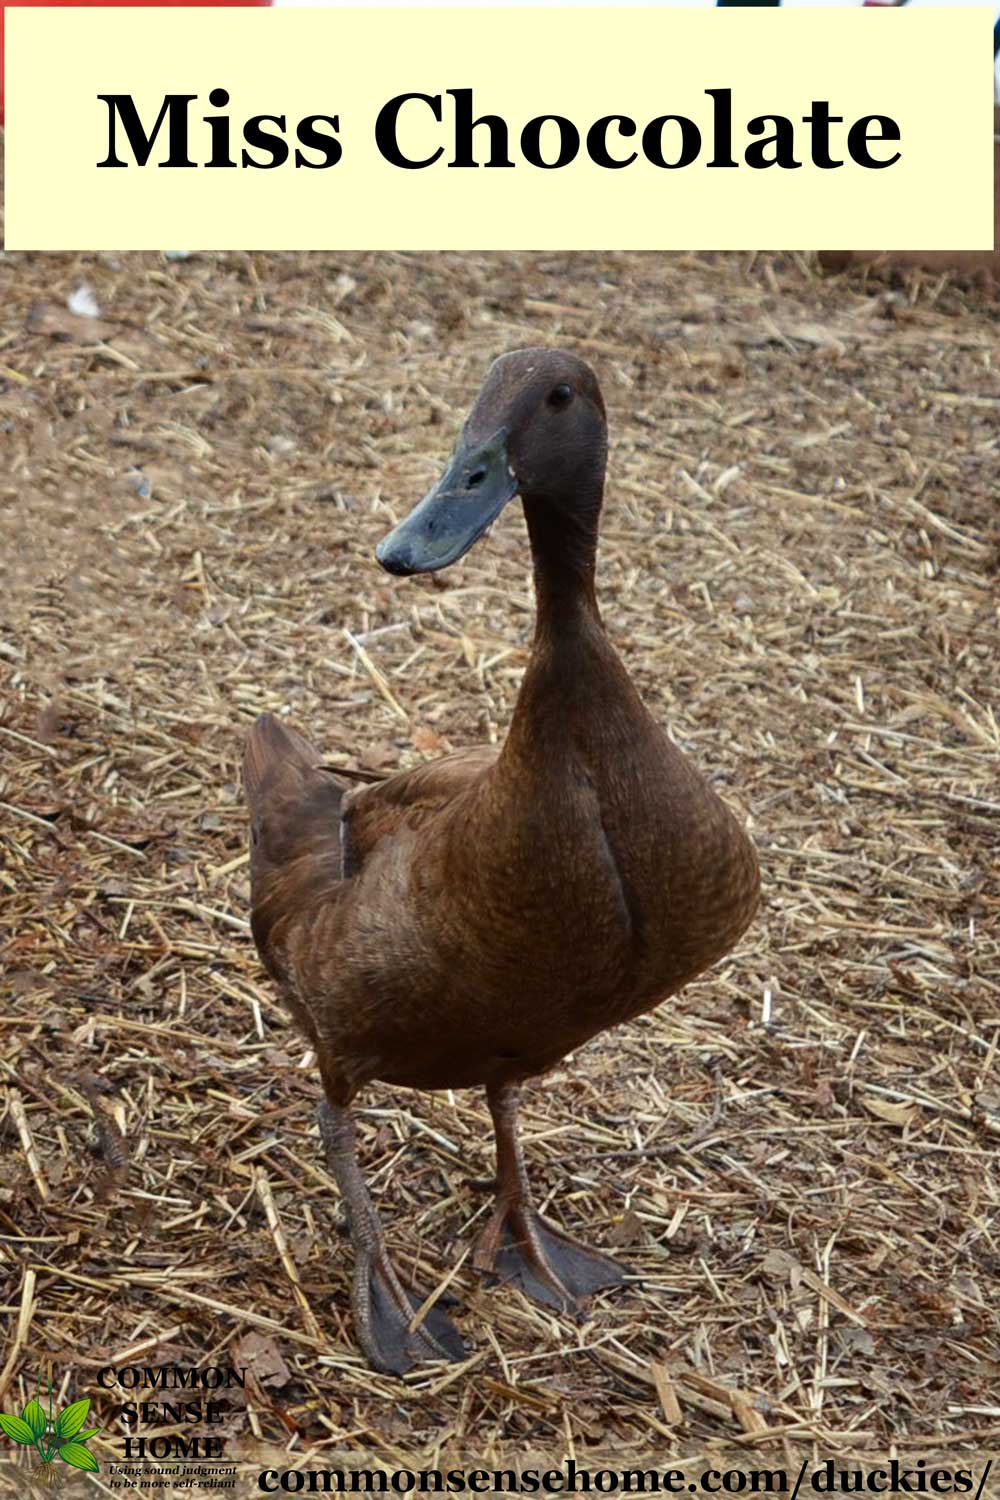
<box><xmin>548</xmin><ymin>383</ymin><xmax>573</xmax><ymax>410</ymax></box>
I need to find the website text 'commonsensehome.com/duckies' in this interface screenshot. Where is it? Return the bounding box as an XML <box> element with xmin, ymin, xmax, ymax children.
<box><xmin>257</xmin><ymin>1458</ymin><xmax>994</xmax><ymax>1497</ymax></box>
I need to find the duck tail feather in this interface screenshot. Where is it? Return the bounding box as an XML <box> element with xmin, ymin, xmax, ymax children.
<box><xmin>243</xmin><ymin>712</ymin><xmax>346</xmax><ymax>888</ymax></box>
<box><xmin>244</xmin><ymin>711</ymin><xmax>322</xmax><ymax>804</ymax></box>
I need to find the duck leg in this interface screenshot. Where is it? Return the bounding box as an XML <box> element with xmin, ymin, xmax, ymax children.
<box><xmin>318</xmin><ymin>1101</ymin><xmax>466</xmax><ymax>1374</ymax></box>
<box><xmin>473</xmin><ymin>1083</ymin><xmax>625</xmax><ymax>1311</ymax></box>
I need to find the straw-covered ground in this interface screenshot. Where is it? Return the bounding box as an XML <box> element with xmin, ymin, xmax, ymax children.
<box><xmin>1</xmin><ymin>238</ymin><xmax>999</xmax><ymax>1492</ymax></box>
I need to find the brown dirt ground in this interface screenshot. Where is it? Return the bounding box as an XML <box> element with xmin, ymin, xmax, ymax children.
<box><xmin>1</xmin><ymin>234</ymin><xmax>999</xmax><ymax>1489</ymax></box>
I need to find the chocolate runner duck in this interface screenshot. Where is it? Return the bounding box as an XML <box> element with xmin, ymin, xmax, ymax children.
<box><xmin>244</xmin><ymin>348</ymin><xmax>760</xmax><ymax>1373</ymax></box>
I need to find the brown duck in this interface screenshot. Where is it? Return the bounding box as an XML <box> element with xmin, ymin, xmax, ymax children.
<box><xmin>244</xmin><ymin>348</ymin><xmax>759</xmax><ymax>1374</ymax></box>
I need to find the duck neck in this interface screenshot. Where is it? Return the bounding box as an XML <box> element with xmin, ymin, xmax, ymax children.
<box><xmin>500</xmin><ymin>488</ymin><xmax>618</xmax><ymax>769</ymax></box>
<box><xmin>522</xmin><ymin>490</ymin><xmax>602</xmax><ymax>643</ymax></box>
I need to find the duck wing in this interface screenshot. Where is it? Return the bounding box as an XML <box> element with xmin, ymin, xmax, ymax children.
<box><xmin>342</xmin><ymin>745</ymin><xmax>498</xmax><ymax>873</ymax></box>
<box><xmin>244</xmin><ymin>714</ymin><xmax>496</xmax><ymax>973</ymax></box>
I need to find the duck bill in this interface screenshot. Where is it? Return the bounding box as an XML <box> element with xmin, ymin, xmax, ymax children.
<box><xmin>375</xmin><ymin>430</ymin><xmax>518</xmax><ymax>576</ymax></box>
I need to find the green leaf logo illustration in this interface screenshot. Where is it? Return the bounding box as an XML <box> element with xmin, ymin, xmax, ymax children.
<box><xmin>57</xmin><ymin>1441</ymin><xmax>99</xmax><ymax>1473</ymax></box>
<box><xmin>1</xmin><ymin>1380</ymin><xmax>101</xmax><ymax>1478</ymax></box>
<box><xmin>53</xmin><ymin>1400</ymin><xmax>89</xmax><ymax>1440</ymax></box>
<box><xmin>0</xmin><ymin>1414</ymin><xmax>36</xmax><ymax>1444</ymax></box>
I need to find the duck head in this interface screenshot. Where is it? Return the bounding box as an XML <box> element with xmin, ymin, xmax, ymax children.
<box><xmin>376</xmin><ymin>348</ymin><xmax>607</xmax><ymax>578</ymax></box>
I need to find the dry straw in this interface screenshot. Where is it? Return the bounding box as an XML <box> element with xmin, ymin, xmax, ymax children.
<box><xmin>1</xmin><ymin>217</ymin><xmax>998</xmax><ymax>1485</ymax></box>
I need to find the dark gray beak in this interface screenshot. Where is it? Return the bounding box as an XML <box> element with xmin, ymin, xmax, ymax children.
<box><xmin>375</xmin><ymin>429</ymin><xmax>518</xmax><ymax>576</ymax></box>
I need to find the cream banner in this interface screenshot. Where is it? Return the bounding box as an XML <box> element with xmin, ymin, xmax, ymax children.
<box><xmin>3</xmin><ymin>6</ymin><xmax>994</xmax><ymax>250</ymax></box>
